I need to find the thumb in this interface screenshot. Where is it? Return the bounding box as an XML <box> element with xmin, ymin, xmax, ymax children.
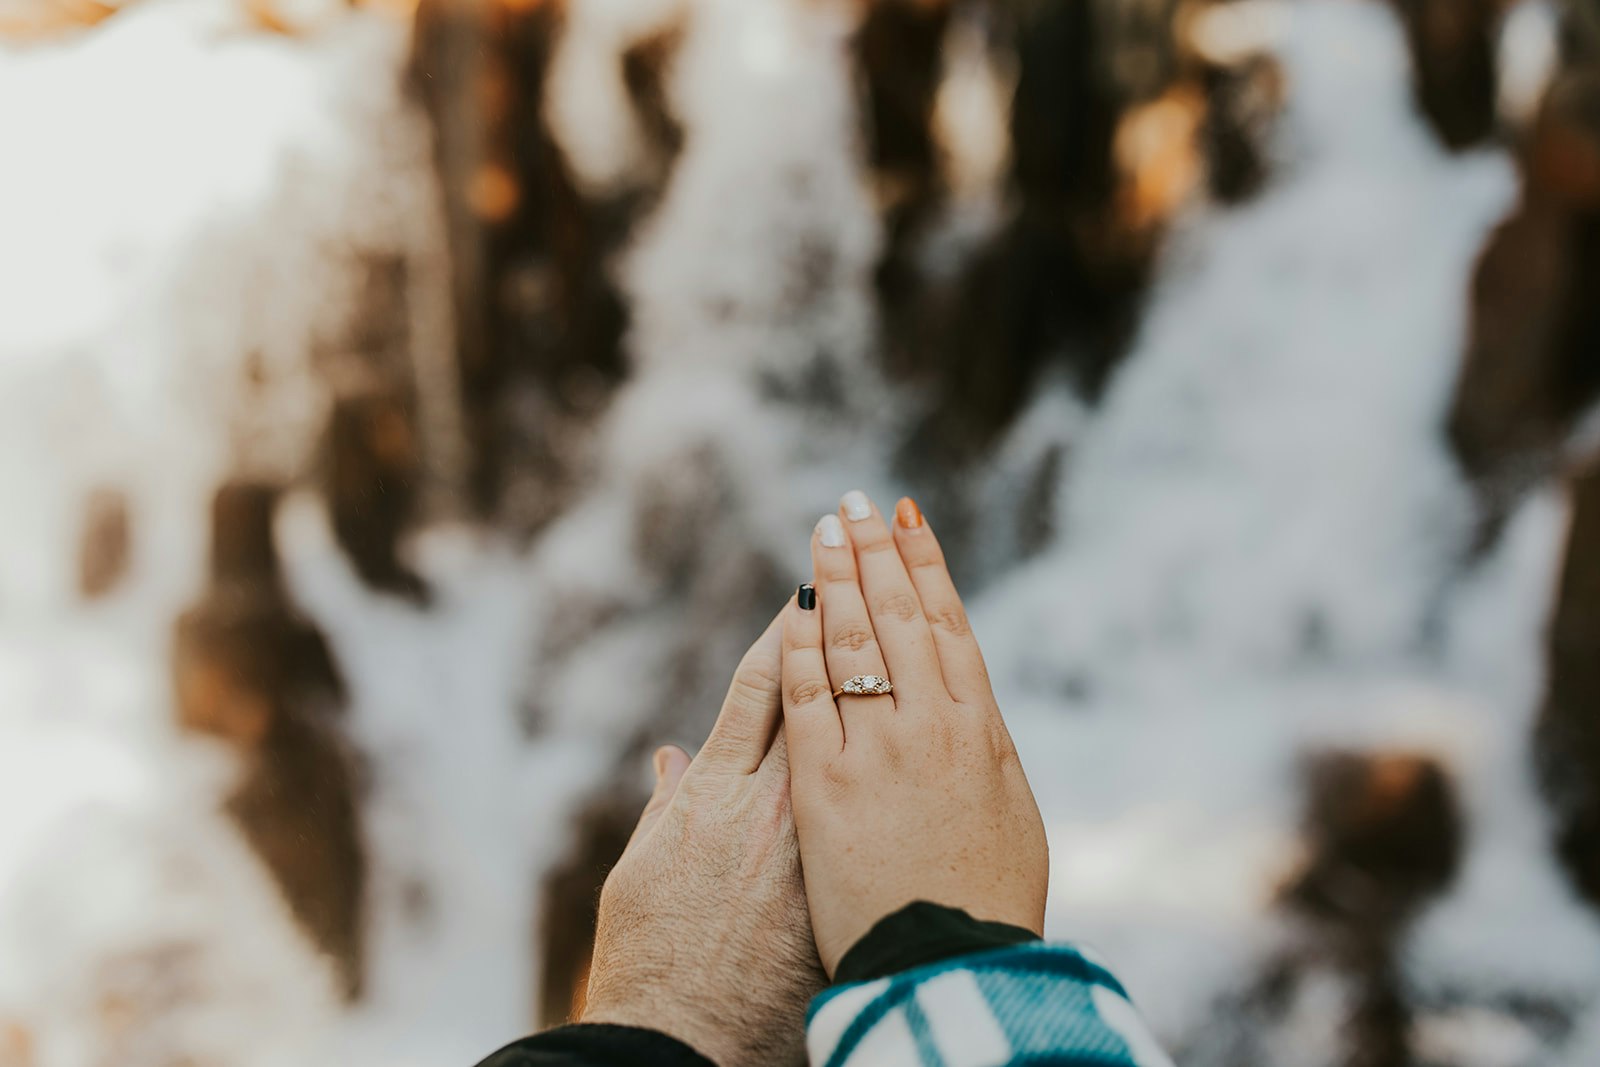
<box><xmin>625</xmin><ymin>744</ymin><xmax>691</xmax><ymax>850</ymax></box>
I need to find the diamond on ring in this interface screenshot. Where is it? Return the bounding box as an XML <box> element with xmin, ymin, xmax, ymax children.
<box><xmin>835</xmin><ymin>674</ymin><xmax>893</xmax><ymax>698</ymax></box>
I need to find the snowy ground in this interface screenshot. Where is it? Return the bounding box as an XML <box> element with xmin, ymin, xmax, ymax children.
<box><xmin>2</xmin><ymin>0</ymin><xmax>1598</xmax><ymax>1064</ymax></box>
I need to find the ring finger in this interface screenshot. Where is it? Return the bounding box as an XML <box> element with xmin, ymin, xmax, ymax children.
<box><xmin>812</xmin><ymin>512</ymin><xmax>893</xmax><ymax>740</ymax></box>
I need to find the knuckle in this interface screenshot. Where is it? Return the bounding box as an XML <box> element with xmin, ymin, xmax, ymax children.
<box><xmin>830</xmin><ymin>625</ymin><xmax>876</xmax><ymax>652</ymax></box>
<box><xmin>929</xmin><ymin>607</ymin><xmax>971</xmax><ymax>636</ymax></box>
<box><xmin>782</xmin><ymin>630</ymin><xmax>818</xmax><ymax>654</ymax></box>
<box><xmin>874</xmin><ymin>593</ymin><xmax>922</xmax><ymax>623</ymax></box>
<box><xmin>787</xmin><ymin>679</ymin><xmax>831</xmax><ymax>707</ymax></box>
<box><xmin>818</xmin><ymin>559</ymin><xmax>858</xmax><ymax>583</ymax></box>
<box><xmin>678</xmin><ymin>772</ymin><xmax>715</xmax><ymax>803</ymax></box>
<box><xmin>730</xmin><ymin>662</ymin><xmax>781</xmax><ymax>702</ymax></box>
<box><xmin>856</xmin><ymin>538</ymin><xmax>897</xmax><ymax>558</ymax></box>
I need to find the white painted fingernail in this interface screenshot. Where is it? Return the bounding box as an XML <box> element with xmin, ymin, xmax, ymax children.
<box><xmin>841</xmin><ymin>490</ymin><xmax>872</xmax><ymax>522</ymax></box>
<box><xmin>817</xmin><ymin>513</ymin><xmax>846</xmax><ymax>548</ymax></box>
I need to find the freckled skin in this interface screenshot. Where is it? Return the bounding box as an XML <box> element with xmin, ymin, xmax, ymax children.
<box><xmin>784</xmin><ymin>494</ymin><xmax>1050</xmax><ymax>976</ymax></box>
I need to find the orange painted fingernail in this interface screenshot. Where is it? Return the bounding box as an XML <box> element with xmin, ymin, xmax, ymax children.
<box><xmin>895</xmin><ymin>496</ymin><xmax>923</xmax><ymax>529</ymax></box>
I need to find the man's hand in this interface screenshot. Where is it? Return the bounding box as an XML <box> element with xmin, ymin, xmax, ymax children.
<box><xmin>781</xmin><ymin>493</ymin><xmax>1050</xmax><ymax>976</ymax></box>
<box><xmin>581</xmin><ymin>612</ymin><xmax>826</xmax><ymax>1065</ymax></box>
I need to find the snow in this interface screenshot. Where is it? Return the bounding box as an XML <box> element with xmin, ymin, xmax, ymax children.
<box><xmin>1</xmin><ymin>0</ymin><xmax>1598</xmax><ymax>1063</ymax></box>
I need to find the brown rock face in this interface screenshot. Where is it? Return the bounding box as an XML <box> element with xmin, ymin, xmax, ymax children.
<box><xmin>1285</xmin><ymin>751</ymin><xmax>1463</xmax><ymax>932</ymax></box>
<box><xmin>855</xmin><ymin>0</ymin><xmax>952</xmax><ymax>362</ymax></box>
<box><xmin>621</xmin><ymin>22</ymin><xmax>687</xmax><ymax>178</ymax></box>
<box><xmin>536</xmin><ymin>794</ymin><xmax>641</xmax><ymax>1028</ymax></box>
<box><xmin>1198</xmin><ymin>52</ymin><xmax>1282</xmax><ymax>205</ymax></box>
<box><xmin>410</xmin><ymin>0</ymin><xmax>666</xmax><ymax>526</ymax></box>
<box><xmin>1387</xmin><ymin>0</ymin><xmax>1504</xmax><ymax>152</ymax></box>
<box><xmin>1181</xmin><ymin>750</ymin><xmax>1465</xmax><ymax>1067</ymax></box>
<box><xmin>172</xmin><ymin>480</ymin><xmax>366</xmax><ymax>999</ymax></box>
<box><xmin>866</xmin><ymin>0</ymin><xmax>1278</xmax><ymax>467</ymax></box>
<box><xmin>1451</xmin><ymin>202</ymin><xmax>1584</xmax><ymax>484</ymax></box>
<box><xmin>857</xmin><ymin>0</ymin><xmax>949</xmax><ymax>192</ymax></box>
<box><xmin>222</xmin><ymin>717</ymin><xmax>366</xmax><ymax>999</ymax></box>
<box><xmin>869</xmin><ymin>0</ymin><xmax>1158</xmax><ymax>462</ymax></box>
<box><xmin>325</xmin><ymin>389</ymin><xmax>430</xmax><ymax>604</ymax></box>
<box><xmin>77</xmin><ymin>486</ymin><xmax>130</xmax><ymax>600</ymax></box>
<box><xmin>1449</xmin><ymin>71</ymin><xmax>1600</xmax><ymax>540</ymax></box>
<box><xmin>1277</xmin><ymin>750</ymin><xmax>1463</xmax><ymax>1067</ymax></box>
<box><xmin>1536</xmin><ymin>461</ymin><xmax>1600</xmax><ymax>909</ymax></box>
<box><xmin>310</xmin><ymin>253</ymin><xmax>430</xmax><ymax>603</ymax></box>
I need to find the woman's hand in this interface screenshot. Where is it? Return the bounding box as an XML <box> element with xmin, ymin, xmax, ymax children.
<box><xmin>583</xmin><ymin>611</ymin><xmax>825</xmax><ymax>1064</ymax></box>
<box><xmin>780</xmin><ymin>492</ymin><xmax>1049</xmax><ymax>975</ymax></box>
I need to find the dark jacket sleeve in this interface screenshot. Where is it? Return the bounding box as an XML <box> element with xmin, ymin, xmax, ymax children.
<box><xmin>474</xmin><ymin>1023</ymin><xmax>715</xmax><ymax>1067</ymax></box>
<box><xmin>472</xmin><ymin>904</ymin><xmax>1034</xmax><ymax>1067</ymax></box>
<box><xmin>833</xmin><ymin>900</ymin><xmax>1042</xmax><ymax>983</ymax></box>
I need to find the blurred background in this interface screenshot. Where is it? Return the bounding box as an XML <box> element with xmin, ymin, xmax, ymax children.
<box><xmin>2</xmin><ymin>0</ymin><xmax>1600</xmax><ymax>1063</ymax></box>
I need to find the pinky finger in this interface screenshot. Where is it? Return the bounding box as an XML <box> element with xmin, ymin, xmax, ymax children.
<box><xmin>782</xmin><ymin>584</ymin><xmax>845</xmax><ymax>761</ymax></box>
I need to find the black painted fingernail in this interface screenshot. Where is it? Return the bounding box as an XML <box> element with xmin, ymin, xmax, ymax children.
<box><xmin>797</xmin><ymin>583</ymin><xmax>817</xmax><ymax>610</ymax></box>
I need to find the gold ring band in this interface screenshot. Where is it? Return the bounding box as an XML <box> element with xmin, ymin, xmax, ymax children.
<box><xmin>832</xmin><ymin>674</ymin><xmax>893</xmax><ymax>699</ymax></box>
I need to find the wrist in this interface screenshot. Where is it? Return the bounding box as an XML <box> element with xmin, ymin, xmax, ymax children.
<box><xmin>832</xmin><ymin>900</ymin><xmax>1042</xmax><ymax>984</ymax></box>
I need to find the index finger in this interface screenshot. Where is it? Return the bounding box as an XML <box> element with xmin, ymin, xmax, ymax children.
<box><xmin>781</xmin><ymin>583</ymin><xmax>845</xmax><ymax>763</ymax></box>
<box><xmin>698</xmin><ymin>611</ymin><xmax>784</xmax><ymax>776</ymax></box>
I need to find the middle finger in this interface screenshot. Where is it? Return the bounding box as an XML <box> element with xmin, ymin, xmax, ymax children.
<box><xmin>837</xmin><ymin>490</ymin><xmax>945</xmax><ymax>702</ymax></box>
<box><xmin>812</xmin><ymin>513</ymin><xmax>894</xmax><ymax>737</ymax></box>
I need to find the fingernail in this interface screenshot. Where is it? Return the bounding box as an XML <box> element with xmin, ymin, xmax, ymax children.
<box><xmin>841</xmin><ymin>489</ymin><xmax>872</xmax><ymax>522</ymax></box>
<box><xmin>797</xmin><ymin>583</ymin><xmax>817</xmax><ymax>610</ymax></box>
<box><xmin>895</xmin><ymin>496</ymin><xmax>923</xmax><ymax>529</ymax></box>
<box><xmin>817</xmin><ymin>513</ymin><xmax>846</xmax><ymax>547</ymax></box>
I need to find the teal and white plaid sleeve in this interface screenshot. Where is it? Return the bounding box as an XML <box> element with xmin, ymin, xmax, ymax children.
<box><xmin>805</xmin><ymin>943</ymin><xmax>1175</xmax><ymax>1067</ymax></box>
